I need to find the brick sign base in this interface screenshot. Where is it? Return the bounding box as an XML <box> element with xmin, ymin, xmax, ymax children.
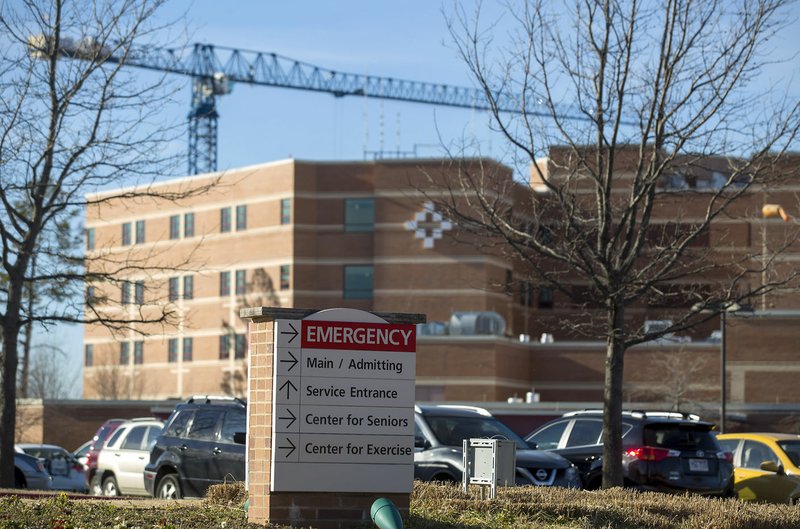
<box><xmin>242</xmin><ymin>307</ymin><xmax>424</xmax><ymax>529</ymax></box>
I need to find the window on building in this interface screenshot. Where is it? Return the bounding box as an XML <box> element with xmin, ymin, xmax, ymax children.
<box><xmin>539</xmin><ymin>287</ymin><xmax>554</xmax><ymax>309</ymax></box>
<box><xmin>183</xmin><ymin>275</ymin><xmax>194</xmax><ymax>300</ymax></box>
<box><xmin>280</xmin><ymin>265</ymin><xmax>290</xmax><ymax>290</ymax></box>
<box><xmin>134</xmin><ymin>281</ymin><xmax>145</xmax><ymax>305</ymax></box>
<box><xmin>169</xmin><ymin>277</ymin><xmax>179</xmax><ymax>302</ymax></box>
<box><xmin>184</xmin><ymin>212</ymin><xmax>195</xmax><ymax>238</ymax></box>
<box><xmin>121</xmin><ymin>281</ymin><xmax>131</xmax><ymax>305</ymax></box>
<box><xmin>86</xmin><ymin>228</ymin><xmax>95</xmax><ymax>250</ymax></box>
<box><xmin>120</xmin><ymin>342</ymin><xmax>130</xmax><ymax>365</ymax></box>
<box><xmin>344</xmin><ymin>198</ymin><xmax>375</xmax><ymax>232</ymax></box>
<box><xmin>219</xmin><ymin>334</ymin><xmax>230</xmax><ymax>360</ymax></box>
<box><xmin>85</xmin><ymin>344</ymin><xmax>93</xmax><ymax>367</ymax></box>
<box><xmin>220</xmin><ymin>271</ymin><xmax>230</xmax><ymax>296</ymax></box>
<box><xmin>236</xmin><ymin>204</ymin><xmax>247</xmax><ymax>231</ymax></box>
<box><xmin>343</xmin><ymin>265</ymin><xmax>374</xmax><ymax>299</ymax></box>
<box><xmin>220</xmin><ymin>207</ymin><xmax>232</xmax><ymax>233</ymax></box>
<box><xmin>168</xmin><ymin>338</ymin><xmax>178</xmax><ymax>363</ymax></box>
<box><xmin>505</xmin><ymin>270</ymin><xmax>514</xmax><ymax>297</ymax></box>
<box><xmin>122</xmin><ymin>222</ymin><xmax>132</xmax><ymax>246</ymax></box>
<box><xmin>235</xmin><ymin>333</ymin><xmax>246</xmax><ymax>359</ymax></box>
<box><xmin>86</xmin><ymin>286</ymin><xmax>95</xmax><ymax>304</ymax></box>
<box><xmin>134</xmin><ymin>341</ymin><xmax>144</xmax><ymax>364</ymax></box>
<box><xmin>280</xmin><ymin>198</ymin><xmax>291</xmax><ymax>225</ymax></box>
<box><xmin>135</xmin><ymin>220</ymin><xmax>145</xmax><ymax>244</ymax></box>
<box><xmin>235</xmin><ymin>270</ymin><xmax>246</xmax><ymax>295</ymax></box>
<box><xmin>169</xmin><ymin>215</ymin><xmax>180</xmax><ymax>239</ymax></box>
<box><xmin>182</xmin><ymin>337</ymin><xmax>193</xmax><ymax>361</ymax></box>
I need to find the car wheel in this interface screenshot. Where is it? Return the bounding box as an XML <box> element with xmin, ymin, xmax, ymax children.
<box><xmin>156</xmin><ymin>473</ymin><xmax>182</xmax><ymax>500</ymax></box>
<box><xmin>102</xmin><ymin>475</ymin><xmax>119</xmax><ymax>496</ymax></box>
<box><xmin>90</xmin><ymin>474</ymin><xmax>102</xmax><ymax>496</ymax></box>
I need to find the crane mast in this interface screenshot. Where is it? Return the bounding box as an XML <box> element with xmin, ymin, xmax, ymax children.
<box><xmin>32</xmin><ymin>37</ymin><xmax>588</xmax><ymax>175</ymax></box>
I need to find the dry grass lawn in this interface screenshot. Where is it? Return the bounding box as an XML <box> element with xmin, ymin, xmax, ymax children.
<box><xmin>1</xmin><ymin>482</ymin><xmax>799</xmax><ymax>528</ymax></box>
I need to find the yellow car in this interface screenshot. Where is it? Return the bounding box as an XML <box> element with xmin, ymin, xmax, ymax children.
<box><xmin>716</xmin><ymin>433</ymin><xmax>800</xmax><ymax>504</ymax></box>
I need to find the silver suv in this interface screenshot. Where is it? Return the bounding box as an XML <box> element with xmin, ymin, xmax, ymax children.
<box><xmin>95</xmin><ymin>417</ymin><xmax>164</xmax><ymax>496</ymax></box>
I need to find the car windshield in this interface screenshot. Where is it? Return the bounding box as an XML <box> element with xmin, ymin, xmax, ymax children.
<box><xmin>425</xmin><ymin>415</ymin><xmax>529</xmax><ymax>449</ymax></box>
<box><xmin>21</xmin><ymin>447</ymin><xmax>66</xmax><ymax>460</ymax></box>
<box><xmin>643</xmin><ymin>424</ymin><xmax>718</xmax><ymax>451</ymax></box>
<box><xmin>777</xmin><ymin>440</ymin><xmax>800</xmax><ymax>466</ymax></box>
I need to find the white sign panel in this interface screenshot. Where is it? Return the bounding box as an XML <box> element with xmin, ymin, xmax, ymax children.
<box><xmin>270</xmin><ymin>310</ymin><xmax>416</xmax><ymax>493</ymax></box>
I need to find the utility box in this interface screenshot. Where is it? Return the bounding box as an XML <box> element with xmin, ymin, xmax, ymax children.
<box><xmin>462</xmin><ymin>438</ymin><xmax>516</xmax><ymax>499</ymax></box>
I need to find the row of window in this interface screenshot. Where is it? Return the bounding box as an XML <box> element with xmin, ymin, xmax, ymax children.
<box><xmin>84</xmin><ymin>333</ymin><xmax>248</xmax><ymax>366</ymax></box>
<box><xmin>87</xmin><ymin>264</ymin><xmax>374</xmax><ymax>306</ymax></box>
<box><xmin>84</xmin><ymin>333</ymin><xmax>247</xmax><ymax>367</ymax></box>
<box><xmin>86</xmin><ymin>197</ymin><xmax>376</xmax><ymax>250</ymax></box>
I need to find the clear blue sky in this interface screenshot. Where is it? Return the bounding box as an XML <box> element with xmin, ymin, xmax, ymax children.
<box><xmin>38</xmin><ymin>0</ymin><xmax>800</xmax><ymax>397</ymax></box>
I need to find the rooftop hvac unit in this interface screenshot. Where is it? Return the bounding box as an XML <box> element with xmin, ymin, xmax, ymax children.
<box><xmin>417</xmin><ymin>321</ymin><xmax>449</xmax><ymax>336</ymax></box>
<box><xmin>449</xmin><ymin>311</ymin><xmax>506</xmax><ymax>336</ymax></box>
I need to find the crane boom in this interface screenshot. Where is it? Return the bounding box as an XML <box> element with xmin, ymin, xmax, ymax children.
<box><xmin>38</xmin><ymin>37</ymin><xmax>590</xmax><ymax>174</ymax></box>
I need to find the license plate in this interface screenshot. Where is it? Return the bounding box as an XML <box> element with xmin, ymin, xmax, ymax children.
<box><xmin>689</xmin><ymin>458</ymin><xmax>709</xmax><ymax>472</ymax></box>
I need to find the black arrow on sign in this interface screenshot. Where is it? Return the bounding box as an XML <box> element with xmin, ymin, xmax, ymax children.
<box><xmin>279</xmin><ymin>437</ymin><xmax>296</xmax><ymax>458</ymax></box>
<box><xmin>279</xmin><ymin>408</ymin><xmax>296</xmax><ymax>429</ymax></box>
<box><xmin>279</xmin><ymin>379</ymin><xmax>297</xmax><ymax>399</ymax></box>
<box><xmin>280</xmin><ymin>322</ymin><xmax>299</xmax><ymax>344</ymax></box>
<box><xmin>280</xmin><ymin>350</ymin><xmax>298</xmax><ymax>372</ymax></box>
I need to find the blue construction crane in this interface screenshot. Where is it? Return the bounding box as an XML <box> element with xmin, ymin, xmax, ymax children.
<box><xmin>37</xmin><ymin>38</ymin><xmax>590</xmax><ymax>175</ymax></box>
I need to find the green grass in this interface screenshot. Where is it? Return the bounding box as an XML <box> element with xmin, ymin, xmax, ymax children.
<box><xmin>1</xmin><ymin>482</ymin><xmax>799</xmax><ymax>529</ymax></box>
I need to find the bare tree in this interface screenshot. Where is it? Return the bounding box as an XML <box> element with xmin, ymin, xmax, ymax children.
<box><xmin>629</xmin><ymin>349</ymin><xmax>710</xmax><ymax>411</ymax></box>
<box><xmin>0</xmin><ymin>0</ymin><xmax>213</xmax><ymax>487</ymax></box>
<box><xmin>92</xmin><ymin>363</ymin><xmax>147</xmax><ymax>400</ymax></box>
<box><xmin>220</xmin><ymin>365</ymin><xmax>247</xmax><ymax>399</ymax></box>
<box><xmin>24</xmin><ymin>344</ymin><xmax>80</xmax><ymax>399</ymax></box>
<box><xmin>438</xmin><ymin>0</ymin><xmax>800</xmax><ymax>487</ymax></box>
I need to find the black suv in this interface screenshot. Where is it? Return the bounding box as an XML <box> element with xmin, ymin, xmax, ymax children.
<box><xmin>414</xmin><ymin>404</ymin><xmax>581</xmax><ymax>487</ymax></box>
<box><xmin>525</xmin><ymin>410</ymin><xmax>734</xmax><ymax>496</ymax></box>
<box><xmin>144</xmin><ymin>396</ymin><xmax>246</xmax><ymax>499</ymax></box>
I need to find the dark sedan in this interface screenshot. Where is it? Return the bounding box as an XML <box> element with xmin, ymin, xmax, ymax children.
<box><xmin>414</xmin><ymin>404</ymin><xmax>581</xmax><ymax>487</ymax></box>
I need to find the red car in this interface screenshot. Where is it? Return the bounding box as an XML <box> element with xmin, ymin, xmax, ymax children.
<box><xmin>85</xmin><ymin>418</ymin><xmax>126</xmax><ymax>494</ymax></box>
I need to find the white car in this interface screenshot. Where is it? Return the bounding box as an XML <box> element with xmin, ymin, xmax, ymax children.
<box><xmin>95</xmin><ymin>418</ymin><xmax>164</xmax><ymax>496</ymax></box>
<box><xmin>15</xmin><ymin>444</ymin><xmax>86</xmax><ymax>492</ymax></box>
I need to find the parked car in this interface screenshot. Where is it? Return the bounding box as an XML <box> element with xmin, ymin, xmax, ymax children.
<box><xmin>94</xmin><ymin>418</ymin><xmax>164</xmax><ymax>496</ymax></box>
<box><xmin>13</xmin><ymin>451</ymin><xmax>52</xmax><ymax>490</ymax></box>
<box><xmin>15</xmin><ymin>444</ymin><xmax>87</xmax><ymax>492</ymax></box>
<box><xmin>525</xmin><ymin>410</ymin><xmax>734</xmax><ymax>496</ymax></box>
<box><xmin>716</xmin><ymin>432</ymin><xmax>800</xmax><ymax>504</ymax></box>
<box><xmin>414</xmin><ymin>404</ymin><xmax>581</xmax><ymax>487</ymax></box>
<box><xmin>145</xmin><ymin>396</ymin><xmax>247</xmax><ymax>499</ymax></box>
<box><xmin>73</xmin><ymin>440</ymin><xmax>92</xmax><ymax>471</ymax></box>
<box><xmin>85</xmin><ymin>418</ymin><xmax>126</xmax><ymax>494</ymax></box>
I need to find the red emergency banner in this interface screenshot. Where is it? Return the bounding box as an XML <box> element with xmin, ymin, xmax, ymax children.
<box><xmin>301</xmin><ymin>320</ymin><xmax>416</xmax><ymax>352</ymax></box>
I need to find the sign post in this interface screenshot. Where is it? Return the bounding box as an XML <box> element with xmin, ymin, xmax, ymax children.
<box><xmin>242</xmin><ymin>307</ymin><xmax>424</xmax><ymax>528</ymax></box>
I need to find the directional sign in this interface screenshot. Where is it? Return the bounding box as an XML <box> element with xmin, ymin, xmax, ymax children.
<box><xmin>270</xmin><ymin>310</ymin><xmax>416</xmax><ymax>493</ymax></box>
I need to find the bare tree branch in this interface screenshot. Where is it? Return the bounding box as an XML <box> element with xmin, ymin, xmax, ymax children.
<box><xmin>440</xmin><ymin>0</ymin><xmax>800</xmax><ymax>488</ymax></box>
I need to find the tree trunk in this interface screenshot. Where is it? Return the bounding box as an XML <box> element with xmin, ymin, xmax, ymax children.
<box><xmin>602</xmin><ymin>303</ymin><xmax>626</xmax><ymax>488</ymax></box>
<box><xmin>1</xmin><ymin>316</ymin><xmax>21</xmax><ymax>488</ymax></box>
<box><xmin>19</xmin><ymin>254</ymin><xmax>37</xmax><ymax>399</ymax></box>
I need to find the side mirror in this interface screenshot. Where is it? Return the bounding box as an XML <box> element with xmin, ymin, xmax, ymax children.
<box><xmin>414</xmin><ymin>436</ymin><xmax>430</xmax><ymax>450</ymax></box>
<box><xmin>527</xmin><ymin>440</ymin><xmax>538</xmax><ymax>450</ymax></box>
<box><xmin>760</xmin><ymin>460</ymin><xmax>784</xmax><ymax>475</ymax></box>
<box><xmin>233</xmin><ymin>432</ymin><xmax>247</xmax><ymax>445</ymax></box>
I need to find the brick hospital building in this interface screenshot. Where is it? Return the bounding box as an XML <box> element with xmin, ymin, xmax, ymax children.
<box><xmin>82</xmin><ymin>153</ymin><xmax>800</xmax><ymax>421</ymax></box>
